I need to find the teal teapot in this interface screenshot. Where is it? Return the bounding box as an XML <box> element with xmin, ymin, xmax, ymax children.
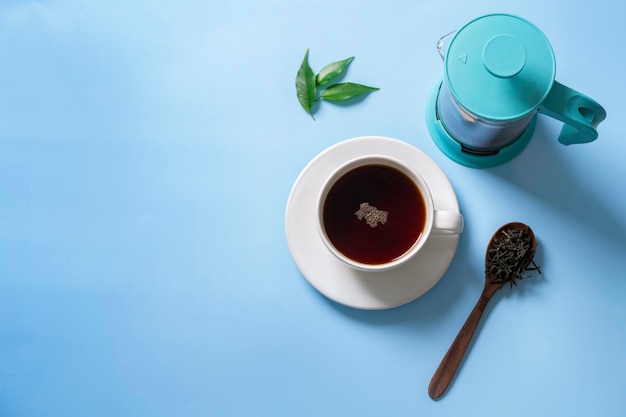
<box><xmin>426</xmin><ymin>14</ymin><xmax>607</xmax><ymax>168</ymax></box>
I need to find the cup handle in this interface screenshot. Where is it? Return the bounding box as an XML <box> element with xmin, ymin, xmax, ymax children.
<box><xmin>538</xmin><ymin>81</ymin><xmax>607</xmax><ymax>145</ymax></box>
<box><xmin>432</xmin><ymin>210</ymin><xmax>464</xmax><ymax>235</ymax></box>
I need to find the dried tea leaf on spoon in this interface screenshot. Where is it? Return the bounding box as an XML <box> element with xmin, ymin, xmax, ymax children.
<box><xmin>486</xmin><ymin>227</ymin><xmax>542</xmax><ymax>287</ymax></box>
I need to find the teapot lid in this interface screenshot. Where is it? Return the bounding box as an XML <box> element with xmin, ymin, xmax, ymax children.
<box><xmin>445</xmin><ymin>14</ymin><xmax>556</xmax><ymax>121</ymax></box>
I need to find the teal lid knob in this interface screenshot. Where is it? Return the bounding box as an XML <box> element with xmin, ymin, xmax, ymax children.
<box><xmin>482</xmin><ymin>34</ymin><xmax>526</xmax><ymax>78</ymax></box>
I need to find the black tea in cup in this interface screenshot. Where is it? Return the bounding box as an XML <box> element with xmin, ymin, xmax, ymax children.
<box><xmin>322</xmin><ymin>164</ymin><xmax>427</xmax><ymax>265</ymax></box>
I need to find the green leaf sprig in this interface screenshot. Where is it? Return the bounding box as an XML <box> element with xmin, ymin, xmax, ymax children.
<box><xmin>296</xmin><ymin>49</ymin><xmax>379</xmax><ymax>119</ymax></box>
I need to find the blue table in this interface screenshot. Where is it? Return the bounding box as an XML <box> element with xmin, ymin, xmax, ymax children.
<box><xmin>2</xmin><ymin>1</ymin><xmax>625</xmax><ymax>416</ymax></box>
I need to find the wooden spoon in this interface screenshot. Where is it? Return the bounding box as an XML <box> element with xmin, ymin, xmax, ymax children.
<box><xmin>428</xmin><ymin>222</ymin><xmax>537</xmax><ymax>400</ymax></box>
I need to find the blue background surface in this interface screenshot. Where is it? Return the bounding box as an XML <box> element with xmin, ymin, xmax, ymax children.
<box><xmin>1</xmin><ymin>1</ymin><xmax>625</xmax><ymax>416</ymax></box>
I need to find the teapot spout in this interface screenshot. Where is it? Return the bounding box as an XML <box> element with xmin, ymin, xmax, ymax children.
<box><xmin>437</xmin><ymin>31</ymin><xmax>457</xmax><ymax>61</ymax></box>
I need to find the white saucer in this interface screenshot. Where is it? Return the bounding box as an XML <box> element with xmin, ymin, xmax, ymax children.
<box><xmin>285</xmin><ymin>136</ymin><xmax>461</xmax><ymax>310</ymax></box>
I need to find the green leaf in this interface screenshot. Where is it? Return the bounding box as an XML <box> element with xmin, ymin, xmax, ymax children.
<box><xmin>315</xmin><ymin>57</ymin><xmax>354</xmax><ymax>87</ymax></box>
<box><xmin>295</xmin><ymin>49</ymin><xmax>316</xmax><ymax>119</ymax></box>
<box><xmin>319</xmin><ymin>82</ymin><xmax>380</xmax><ymax>101</ymax></box>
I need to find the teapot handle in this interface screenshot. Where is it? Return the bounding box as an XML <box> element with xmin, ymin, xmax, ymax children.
<box><xmin>538</xmin><ymin>81</ymin><xmax>607</xmax><ymax>145</ymax></box>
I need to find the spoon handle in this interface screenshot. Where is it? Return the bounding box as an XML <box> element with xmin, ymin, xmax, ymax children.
<box><xmin>428</xmin><ymin>281</ymin><xmax>502</xmax><ymax>399</ymax></box>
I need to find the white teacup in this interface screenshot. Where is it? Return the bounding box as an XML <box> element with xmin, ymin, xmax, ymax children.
<box><xmin>317</xmin><ymin>155</ymin><xmax>463</xmax><ymax>272</ymax></box>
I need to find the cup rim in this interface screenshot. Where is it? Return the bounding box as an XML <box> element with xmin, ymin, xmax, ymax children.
<box><xmin>316</xmin><ymin>155</ymin><xmax>435</xmax><ymax>272</ymax></box>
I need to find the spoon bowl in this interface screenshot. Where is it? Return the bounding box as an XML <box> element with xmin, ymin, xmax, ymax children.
<box><xmin>485</xmin><ymin>222</ymin><xmax>537</xmax><ymax>286</ymax></box>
